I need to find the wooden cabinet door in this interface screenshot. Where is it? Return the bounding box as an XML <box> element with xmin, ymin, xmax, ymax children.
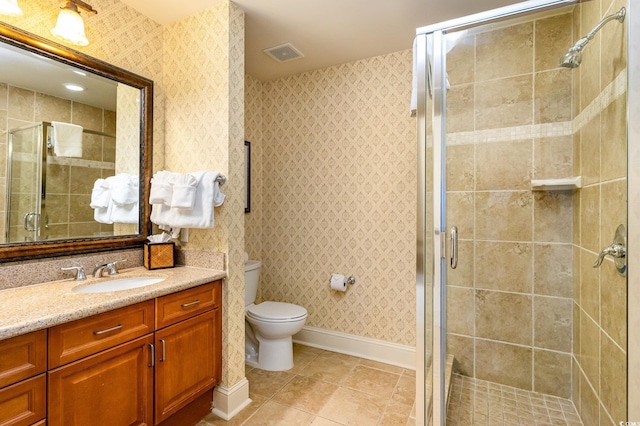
<box><xmin>0</xmin><ymin>329</ymin><xmax>47</xmax><ymax>389</ymax></box>
<box><xmin>48</xmin><ymin>335</ymin><xmax>154</xmax><ymax>426</ymax></box>
<box><xmin>0</xmin><ymin>374</ymin><xmax>46</xmax><ymax>426</ymax></box>
<box><xmin>154</xmin><ymin>311</ymin><xmax>217</xmax><ymax>424</ymax></box>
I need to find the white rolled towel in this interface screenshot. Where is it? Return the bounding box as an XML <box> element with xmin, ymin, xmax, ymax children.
<box><xmin>109</xmin><ymin>174</ymin><xmax>138</xmax><ymax>206</ymax></box>
<box><xmin>170</xmin><ymin>174</ymin><xmax>198</xmax><ymax>209</ymax></box>
<box><xmin>90</xmin><ymin>178</ymin><xmax>110</xmax><ymax>208</ymax></box>
<box><xmin>149</xmin><ymin>171</ymin><xmax>174</xmax><ymax>205</ymax></box>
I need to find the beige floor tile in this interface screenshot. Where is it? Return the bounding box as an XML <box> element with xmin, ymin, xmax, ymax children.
<box><xmin>272</xmin><ymin>376</ymin><xmax>338</xmax><ymax>414</ymax></box>
<box><xmin>358</xmin><ymin>358</ymin><xmax>405</xmax><ymax>375</ymax></box>
<box><xmin>289</xmin><ymin>349</ymin><xmax>321</xmax><ymax>374</ymax></box>
<box><xmin>297</xmin><ymin>352</ymin><xmax>359</xmax><ymax>383</ymax></box>
<box><xmin>318</xmin><ymin>387</ymin><xmax>387</xmax><ymax>425</ymax></box>
<box><xmin>340</xmin><ymin>365</ymin><xmax>401</xmax><ymax>399</ymax></box>
<box><xmin>309</xmin><ymin>418</ymin><xmax>343</xmax><ymax>426</ymax></box>
<box><xmin>243</xmin><ymin>400</ymin><xmax>315</xmax><ymax>425</ymax></box>
<box><xmin>247</xmin><ymin>368</ymin><xmax>296</xmax><ymax>398</ymax></box>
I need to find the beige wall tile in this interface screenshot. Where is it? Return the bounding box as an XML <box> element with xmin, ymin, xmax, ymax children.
<box><xmin>475</xmin><ymin>290</ymin><xmax>532</xmax><ymax>345</ymax></box>
<box><xmin>71</xmin><ymin>102</ymin><xmax>102</xmax><ymax>131</ymax></box>
<box><xmin>578</xmin><ymin>0</ymin><xmax>602</xmax><ymax>110</ymax></box>
<box><xmin>580</xmin><ymin>115</ymin><xmax>601</xmax><ymax>186</ymax></box>
<box><xmin>475</xmin><ymin>75</ymin><xmax>533</xmax><ymax>130</ymax></box>
<box><xmin>475</xmin><ymin>339</ymin><xmax>532</xmax><ymax>390</ymax></box>
<box><xmin>600</xmin><ymin>332</ymin><xmax>626</xmax><ymax>422</ymax></box>
<box><xmin>580</xmin><ymin>184</ymin><xmax>601</xmax><ymax>253</ymax></box>
<box><xmin>446</xmin><ymin>334</ymin><xmax>474</xmax><ymax>377</ymax></box>
<box><xmin>580</xmin><ymin>312</ymin><xmax>601</xmax><ymax>396</ymax></box>
<box><xmin>573</xmin><ymin>301</ymin><xmax>581</xmax><ymax>361</ymax></box>
<box><xmin>475</xmin><ymin>241</ymin><xmax>532</xmax><ymax>293</ymax></box>
<box><xmin>534</xmin><ymin>135</ymin><xmax>573</xmax><ymax>179</ymax></box>
<box><xmin>446</xmin><ymin>144</ymin><xmax>474</xmax><ymax>191</ymax></box>
<box><xmin>476</xmin><ymin>22</ymin><xmax>533</xmax><ymax>81</ymax></box>
<box><xmin>534</xmin><ymin>69</ymin><xmax>572</xmax><ymax>124</ymax></box>
<box><xmin>572</xmin><ymin>355</ymin><xmax>581</xmax><ymax>412</ymax></box>
<box><xmin>34</xmin><ymin>93</ymin><xmax>71</xmax><ymax>124</ymax></box>
<box><xmin>601</xmin><ymin>96</ymin><xmax>627</xmax><ymax>181</ymax></box>
<box><xmin>475</xmin><ymin>191</ymin><xmax>533</xmax><ymax>241</ymax></box>
<box><xmin>533</xmin><ymin>296</ymin><xmax>572</xmax><ymax>352</ymax></box>
<box><xmin>0</xmin><ymin>83</ymin><xmax>7</xmax><ymax>109</ymax></box>
<box><xmin>600</xmin><ymin>0</ymin><xmax>627</xmax><ymax>89</ymax></box>
<box><xmin>600</xmin><ymin>179</ymin><xmax>627</xmax><ymax>255</ymax></box>
<box><xmin>533</xmin><ymin>349</ymin><xmax>571</xmax><ymax>398</ymax></box>
<box><xmin>45</xmin><ymin>164</ymin><xmax>70</xmax><ymax>194</ymax></box>
<box><xmin>534</xmin><ymin>13</ymin><xmax>573</xmax><ymax>72</ymax></box>
<box><xmin>533</xmin><ymin>191</ymin><xmax>573</xmax><ymax>243</ymax></box>
<box><xmin>476</xmin><ymin>139</ymin><xmax>532</xmax><ymax>190</ymax></box>
<box><xmin>580</xmin><ymin>248</ymin><xmax>601</xmax><ymax>321</ymax></box>
<box><xmin>447</xmin><ymin>35</ymin><xmax>474</xmax><ymax>86</ymax></box>
<box><xmin>579</xmin><ymin>369</ymin><xmax>600</xmax><ymax>426</ymax></box>
<box><xmin>446</xmin><ymin>240</ymin><xmax>473</xmax><ymax>288</ymax></box>
<box><xmin>69</xmin><ymin>166</ymin><xmax>102</xmax><ymax>194</ymax></box>
<box><xmin>447</xmin><ymin>286</ymin><xmax>475</xmax><ymax>336</ymax></box>
<box><xmin>533</xmin><ymin>243</ymin><xmax>573</xmax><ymax>298</ymax></box>
<box><xmin>68</xmin><ymin>194</ymin><xmax>93</xmax><ymax>222</ymax></box>
<box><xmin>446</xmin><ymin>84</ymin><xmax>474</xmax><ymax>133</ymax></box>
<box><xmin>600</xmin><ymin>254</ymin><xmax>627</xmax><ymax>350</ymax></box>
<box><xmin>447</xmin><ymin>191</ymin><xmax>474</xmax><ymax>237</ymax></box>
<box><xmin>7</xmin><ymin>87</ymin><xmax>35</xmax><ymax>121</ymax></box>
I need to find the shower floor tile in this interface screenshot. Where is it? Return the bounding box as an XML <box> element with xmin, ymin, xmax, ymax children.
<box><xmin>446</xmin><ymin>374</ymin><xmax>583</xmax><ymax>426</ymax></box>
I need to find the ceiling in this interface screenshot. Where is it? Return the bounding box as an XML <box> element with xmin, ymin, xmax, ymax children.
<box><xmin>120</xmin><ymin>0</ymin><xmax>522</xmax><ymax>81</ymax></box>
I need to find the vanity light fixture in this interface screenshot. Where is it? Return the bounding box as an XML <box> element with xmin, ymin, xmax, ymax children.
<box><xmin>51</xmin><ymin>0</ymin><xmax>97</xmax><ymax>47</ymax></box>
<box><xmin>0</xmin><ymin>0</ymin><xmax>23</xmax><ymax>17</ymax></box>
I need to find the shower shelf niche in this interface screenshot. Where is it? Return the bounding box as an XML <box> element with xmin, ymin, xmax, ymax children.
<box><xmin>531</xmin><ymin>176</ymin><xmax>582</xmax><ymax>191</ymax></box>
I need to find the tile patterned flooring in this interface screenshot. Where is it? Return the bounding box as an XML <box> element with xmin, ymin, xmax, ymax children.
<box><xmin>198</xmin><ymin>345</ymin><xmax>583</xmax><ymax>426</ymax></box>
<box><xmin>446</xmin><ymin>374</ymin><xmax>583</xmax><ymax>426</ymax></box>
<box><xmin>198</xmin><ymin>344</ymin><xmax>417</xmax><ymax>425</ymax></box>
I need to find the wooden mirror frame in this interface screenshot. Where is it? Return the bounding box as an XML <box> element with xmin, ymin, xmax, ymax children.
<box><xmin>0</xmin><ymin>23</ymin><xmax>153</xmax><ymax>261</ymax></box>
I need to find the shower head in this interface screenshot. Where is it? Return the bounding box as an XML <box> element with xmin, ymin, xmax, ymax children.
<box><xmin>560</xmin><ymin>7</ymin><xmax>625</xmax><ymax>69</ymax></box>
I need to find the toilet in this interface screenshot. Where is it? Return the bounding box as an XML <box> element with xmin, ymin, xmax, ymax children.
<box><xmin>244</xmin><ymin>259</ymin><xmax>307</xmax><ymax>371</ymax></box>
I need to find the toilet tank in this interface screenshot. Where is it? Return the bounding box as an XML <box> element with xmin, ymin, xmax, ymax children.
<box><xmin>244</xmin><ymin>260</ymin><xmax>261</xmax><ymax>307</ymax></box>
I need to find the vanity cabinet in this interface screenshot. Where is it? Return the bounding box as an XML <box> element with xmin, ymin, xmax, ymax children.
<box><xmin>42</xmin><ymin>280</ymin><xmax>222</xmax><ymax>426</ymax></box>
<box><xmin>0</xmin><ymin>329</ymin><xmax>47</xmax><ymax>426</ymax></box>
<box><xmin>154</xmin><ymin>282</ymin><xmax>222</xmax><ymax>424</ymax></box>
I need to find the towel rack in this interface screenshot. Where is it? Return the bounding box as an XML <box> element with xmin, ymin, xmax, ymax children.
<box><xmin>215</xmin><ymin>174</ymin><xmax>227</xmax><ymax>185</ymax></box>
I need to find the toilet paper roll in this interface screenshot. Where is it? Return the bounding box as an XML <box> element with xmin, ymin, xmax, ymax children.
<box><xmin>330</xmin><ymin>273</ymin><xmax>347</xmax><ymax>292</ymax></box>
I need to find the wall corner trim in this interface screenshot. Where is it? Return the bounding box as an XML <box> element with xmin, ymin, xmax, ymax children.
<box><xmin>294</xmin><ymin>325</ymin><xmax>416</xmax><ymax>370</ymax></box>
<box><xmin>211</xmin><ymin>377</ymin><xmax>251</xmax><ymax>420</ymax></box>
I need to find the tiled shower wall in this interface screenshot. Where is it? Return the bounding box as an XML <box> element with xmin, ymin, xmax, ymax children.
<box><xmin>444</xmin><ymin>10</ymin><xmax>575</xmax><ymax>398</ymax></box>
<box><xmin>0</xmin><ymin>84</ymin><xmax>116</xmax><ymax>241</ymax></box>
<box><xmin>571</xmin><ymin>0</ymin><xmax>628</xmax><ymax>424</ymax></box>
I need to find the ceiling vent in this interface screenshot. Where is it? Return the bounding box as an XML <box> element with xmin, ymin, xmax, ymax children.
<box><xmin>263</xmin><ymin>43</ymin><xmax>304</xmax><ymax>63</ymax></box>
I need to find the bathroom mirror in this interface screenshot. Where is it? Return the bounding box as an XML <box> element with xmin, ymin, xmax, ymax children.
<box><xmin>0</xmin><ymin>23</ymin><xmax>152</xmax><ymax>261</ymax></box>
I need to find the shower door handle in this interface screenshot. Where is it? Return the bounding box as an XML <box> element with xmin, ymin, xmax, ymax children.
<box><xmin>450</xmin><ymin>226</ymin><xmax>458</xmax><ymax>269</ymax></box>
<box><xmin>23</xmin><ymin>212</ymin><xmax>39</xmax><ymax>232</ymax></box>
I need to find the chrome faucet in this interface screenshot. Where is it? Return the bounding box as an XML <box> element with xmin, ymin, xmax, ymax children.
<box><xmin>61</xmin><ymin>266</ymin><xmax>86</xmax><ymax>281</ymax></box>
<box><xmin>92</xmin><ymin>259</ymin><xmax>126</xmax><ymax>278</ymax></box>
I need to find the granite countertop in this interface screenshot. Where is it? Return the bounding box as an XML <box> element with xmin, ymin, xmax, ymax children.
<box><xmin>0</xmin><ymin>266</ymin><xmax>226</xmax><ymax>340</ymax></box>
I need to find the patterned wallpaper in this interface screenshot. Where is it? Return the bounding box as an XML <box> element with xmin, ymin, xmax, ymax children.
<box><xmin>245</xmin><ymin>51</ymin><xmax>418</xmax><ymax>346</ymax></box>
<box><xmin>163</xmin><ymin>2</ymin><xmax>246</xmax><ymax>387</ymax></box>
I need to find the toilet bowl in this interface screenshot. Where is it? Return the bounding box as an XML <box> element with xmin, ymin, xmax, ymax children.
<box><xmin>245</xmin><ymin>259</ymin><xmax>307</xmax><ymax>371</ymax></box>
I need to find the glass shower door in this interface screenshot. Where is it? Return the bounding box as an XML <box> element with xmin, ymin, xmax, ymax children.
<box><xmin>419</xmin><ymin>0</ymin><xmax>631</xmax><ymax>424</ymax></box>
<box><xmin>6</xmin><ymin>123</ymin><xmax>43</xmax><ymax>242</ymax></box>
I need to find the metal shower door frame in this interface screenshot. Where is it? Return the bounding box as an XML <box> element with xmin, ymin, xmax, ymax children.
<box><xmin>414</xmin><ymin>0</ymin><xmax>607</xmax><ymax>424</ymax></box>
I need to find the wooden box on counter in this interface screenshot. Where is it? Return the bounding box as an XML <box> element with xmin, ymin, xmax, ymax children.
<box><xmin>143</xmin><ymin>242</ymin><xmax>175</xmax><ymax>270</ymax></box>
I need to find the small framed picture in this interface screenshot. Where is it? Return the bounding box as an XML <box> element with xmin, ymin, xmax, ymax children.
<box><xmin>245</xmin><ymin>141</ymin><xmax>251</xmax><ymax>213</ymax></box>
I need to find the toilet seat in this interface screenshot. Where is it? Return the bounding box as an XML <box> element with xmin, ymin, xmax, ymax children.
<box><xmin>247</xmin><ymin>301</ymin><xmax>307</xmax><ymax>323</ymax></box>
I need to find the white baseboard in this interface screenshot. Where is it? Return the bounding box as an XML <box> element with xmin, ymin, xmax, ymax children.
<box><xmin>211</xmin><ymin>377</ymin><xmax>252</xmax><ymax>420</ymax></box>
<box><xmin>293</xmin><ymin>325</ymin><xmax>416</xmax><ymax>370</ymax></box>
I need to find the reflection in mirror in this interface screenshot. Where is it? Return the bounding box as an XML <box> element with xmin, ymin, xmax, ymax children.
<box><xmin>0</xmin><ymin>23</ymin><xmax>152</xmax><ymax>260</ymax></box>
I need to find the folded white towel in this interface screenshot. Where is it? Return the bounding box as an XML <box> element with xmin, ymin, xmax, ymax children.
<box><xmin>90</xmin><ymin>179</ymin><xmax>110</xmax><ymax>208</ymax></box>
<box><xmin>93</xmin><ymin>202</ymin><xmax>112</xmax><ymax>224</ymax></box>
<box><xmin>110</xmin><ymin>201</ymin><xmax>138</xmax><ymax>224</ymax></box>
<box><xmin>150</xmin><ymin>171</ymin><xmax>226</xmax><ymax>235</ymax></box>
<box><xmin>170</xmin><ymin>174</ymin><xmax>198</xmax><ymax>209</ymax></box>
<box><xmin>51</xmin><ymin>121</ymin><xmax>83</xmax><ymax>157</ymax></box>
<box><xmin>109</xmin><ymin>174</ymin><xmax>138</xmax><ymax>206</ymax></box>
<box><xmin>149</xmin><ymin>170</ymin><xmax>174</xmax><ymax>205</ymax></box>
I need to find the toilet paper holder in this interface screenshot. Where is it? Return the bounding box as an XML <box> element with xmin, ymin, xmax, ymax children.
<box><xmin>329</xmin><ymin>275</ymin><xmax>356</xmax><ymax>285</ymax></box>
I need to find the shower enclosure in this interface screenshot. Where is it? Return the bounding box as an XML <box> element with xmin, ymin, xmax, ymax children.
<box><xmin>5</xmin><ymin>122</ymin><xmax>116</xmax><ymax>243</ymax></box>
<box><xmin>416</xmin><ymin>0</ymin><xmax>638</xmax><ymax>424</ymax></box>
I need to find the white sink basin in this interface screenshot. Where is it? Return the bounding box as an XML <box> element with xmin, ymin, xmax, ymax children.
<box><xmin>73</xmin><ymin>277</ymin><xmax>165</xmax><ymax>293</ymax></box>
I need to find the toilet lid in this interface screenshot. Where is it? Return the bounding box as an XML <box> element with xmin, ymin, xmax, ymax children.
<box><xmin>247</xmin><ymin>301</ymin><xmax>307</xmax><ymax>321</ymax></box>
